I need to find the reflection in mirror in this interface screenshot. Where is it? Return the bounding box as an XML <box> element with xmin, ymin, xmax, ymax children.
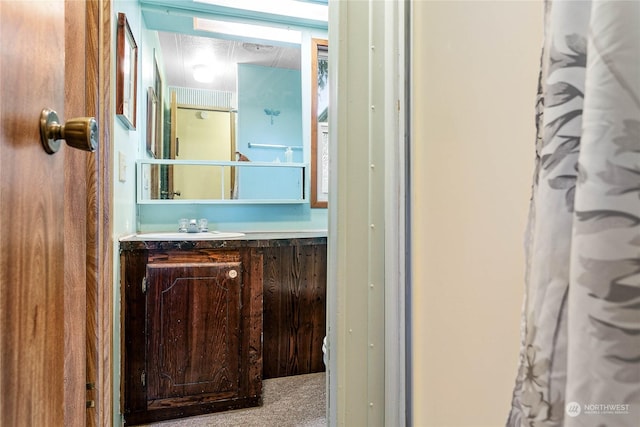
<box><xmin>139</xmin><ymin>161</ymin><xmax>306</xmax><ymax>203</ymax></box>
<box><xmin>168</xmin><ymin>95</ymin><xmax>236</xmax><ymax>199</ymax></box>
<box><xmin>150</xmin><ymin>32</ymin><xmax>303</xmax><ymax>201</ymax></box>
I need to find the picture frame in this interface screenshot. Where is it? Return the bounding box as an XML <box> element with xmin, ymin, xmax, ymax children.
<box><xmin>152</xmin><ymin>51</ymin><xmax>163</xmax><ymax>157</ymax></box>
<box><xmin>146</xmin><ymin>87</ymin><xmax>158</xmax><ymax>157</ymax></box>
<box><xmin>116</xmin><ymin>12</ymin><xmax>137</xmax><ymax>130</ymax></box>
<box><xmin>150</xmin><ymin>51</ymin><xmax>164</xmax><ymax>200</ymax></box>
<box><xmin>146</xmin><ymin>87</ymin><xmax>161</xmax><ymax>199</ymax></box>
<box><xmin>311</xmin><ymin>38</ymin><xmax>329</xmax><ymax>208</ymax></box>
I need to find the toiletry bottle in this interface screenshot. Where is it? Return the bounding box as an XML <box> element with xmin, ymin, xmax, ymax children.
<box><xmin>284</xmin><ymin>147</ymin><xmax>293</xmax><ymax>162</ymax></box>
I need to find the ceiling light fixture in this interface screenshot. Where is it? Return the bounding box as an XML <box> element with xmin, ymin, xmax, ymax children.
<box><xmin>242</xmin><ymin>42</ymin><xmax>275</xmax><ymax>53</ymax></box>
<box><xmin>192</xmin><ymin>64</ymin><xmax>215</xmax><ymax>83</ymax></box>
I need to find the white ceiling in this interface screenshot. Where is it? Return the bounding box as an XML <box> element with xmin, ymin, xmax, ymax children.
<box><xmin>158</xmin><ymin>32</ymin><xmax>301</xmax><ymax>93</ymax></box>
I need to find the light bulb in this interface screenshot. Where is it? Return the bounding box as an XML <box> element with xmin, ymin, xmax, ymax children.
<box><xmin>193</xmin><ymin>64</ymin><xmax>214</xmax><ymax>83</ymax></box>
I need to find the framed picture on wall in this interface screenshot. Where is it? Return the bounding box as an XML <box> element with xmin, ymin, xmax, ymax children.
<box><xmin>116</xmin><ymin>12</ymin><xmax>138</xmax><ymax>130</ymax></box>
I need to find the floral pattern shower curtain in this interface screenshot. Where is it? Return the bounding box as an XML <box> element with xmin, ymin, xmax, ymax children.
<box><xmin>506</xmin><ymin>0</ymin><xmax>640</xmax><ymax>426</ymax></box>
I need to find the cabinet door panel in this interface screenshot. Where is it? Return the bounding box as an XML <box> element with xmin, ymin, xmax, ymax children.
<box><xmin>146</xmin><ymin>262</ymin><xmax>242</xmax><ymax>406</ymax></box>
<box><xmin>263</xmin><ymin>244</ymin><xmax>327</xmax><ymax>378</ymax></box>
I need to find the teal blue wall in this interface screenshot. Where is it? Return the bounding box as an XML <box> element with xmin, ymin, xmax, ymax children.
<box><xmin>113</xmin><ymin>2</ymin><xmax>144</xmax><ymax>425</ymax></box>
<box><xmin>237</xmin><ymin>64</ymin><xmax>303</xmax><ymax>162</ymax></box>
<box><xmin>138</xmin><ymin>202</ymin><xmax>327</xmax><ymax>232</ymax></box>
<box><xmin>236</xmin><ymin>64</ymin><xmax>303</xmax><ymax>200</ymax></box>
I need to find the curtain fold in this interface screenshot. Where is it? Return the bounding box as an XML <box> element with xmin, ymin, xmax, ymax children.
<box><xmin>507</xmin><ymin>0</ymin><xmax>640</xmax><ymax>425</ymax></box>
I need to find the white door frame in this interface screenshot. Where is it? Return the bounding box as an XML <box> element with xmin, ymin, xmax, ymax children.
<box><xmin>326</xmin><ymin>1</ymin><xmax>409</xmax><ymax>425</ymax></box>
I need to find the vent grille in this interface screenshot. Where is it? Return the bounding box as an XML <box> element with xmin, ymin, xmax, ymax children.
<box><xmin>169</xmin><ymin>86</ymin><xmax>233</xmax><ymax>109</ymax></box>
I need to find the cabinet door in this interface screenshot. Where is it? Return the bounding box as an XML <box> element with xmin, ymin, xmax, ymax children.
<box><xmin>146</xmin><ymin>262</ymin><xmax>242</xmax><ymax>408</ymax></box>
<box><xmin>263</xmin><ymin>244</ymin><xmax>327</xmax><ymax>378</ymax></box>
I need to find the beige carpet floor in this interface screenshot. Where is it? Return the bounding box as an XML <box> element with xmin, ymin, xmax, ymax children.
<box><xmin>142</xmin><ymin>372</ymin><xmax>326</xmax><ymax>427</ymax></box>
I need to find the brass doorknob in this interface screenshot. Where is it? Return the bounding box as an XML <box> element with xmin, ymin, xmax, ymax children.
<box><xmin>40</xmin><ymin>108</ymin><xmax>98</xmax><ymax>154</ymax></box>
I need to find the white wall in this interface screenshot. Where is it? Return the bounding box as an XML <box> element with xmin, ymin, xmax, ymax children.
<box><xmin>411</xmin><ymin>1</ymin><xmax>543</xmax><ymax>425</ymax></box>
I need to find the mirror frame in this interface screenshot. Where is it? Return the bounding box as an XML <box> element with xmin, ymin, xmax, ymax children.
<box><xmin>311</xmin><ymin>38</ymin><xmax>329</xmax><ymax>208</ymax></box>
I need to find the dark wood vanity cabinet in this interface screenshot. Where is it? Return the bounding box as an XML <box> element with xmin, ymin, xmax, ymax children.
<box><xmin>121</xmin><ymin>247</ymin><xmax>263</xmax><ymax>425</ymax></box>
<box><xmin>120</xmin><ymin>235</ymin><xmax>327</xmax><ymax>425</ymax></box>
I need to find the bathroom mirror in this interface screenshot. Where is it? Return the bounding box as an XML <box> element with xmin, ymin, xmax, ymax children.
<box><xmin>144</xmin><ymin>28</ymin><xmax>305</xmax><ymax>202</ymax></box>
<box><xmin>138</xmin><ymin>0</ymin><xmax>328</xmax><ymax>203</ymax></box>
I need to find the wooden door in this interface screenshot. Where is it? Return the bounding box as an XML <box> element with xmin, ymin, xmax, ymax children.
<box><xmin>174</xmin><ymin>108</ymin><xmax>232</xmax><ymax>199</ymax></box>
<box><xmin>0</xmin><ymin>1</ymin><xmax>107</xmax><ymax>426</ymax></box>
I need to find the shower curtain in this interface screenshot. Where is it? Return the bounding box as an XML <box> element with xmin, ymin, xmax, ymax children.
<box><xmin>506</xmin><ymin>1</ymin><xmax>640</xmax><ymax>426</ymax></box>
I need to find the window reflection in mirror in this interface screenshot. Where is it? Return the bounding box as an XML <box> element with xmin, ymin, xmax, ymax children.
<box><xmin>311</xmin><ymin>38</ymin><xmax>328</xmax><ymax>208</ymax></box>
